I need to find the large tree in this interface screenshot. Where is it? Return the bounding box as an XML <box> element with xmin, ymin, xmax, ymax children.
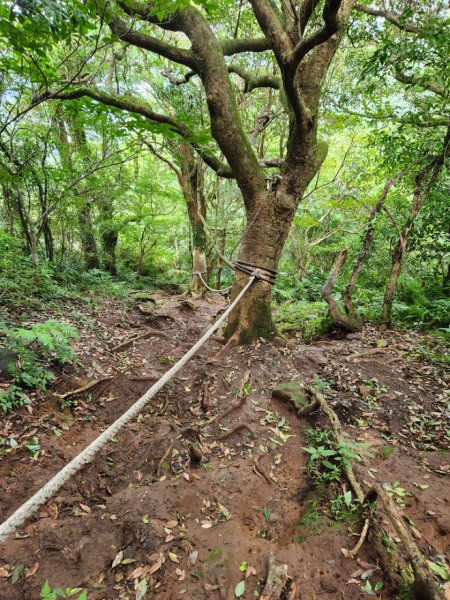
<box><xmin>35</xmin><ymin>0</ymin><xmax>354</xmax><ymax>343</ymax></box>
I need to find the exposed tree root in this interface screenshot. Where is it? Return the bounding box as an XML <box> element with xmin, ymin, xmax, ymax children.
<box><xmin>216</xmin><ymin>423</ymin><xmax>255</xmax><ymax>440</ymax></box>
<box><xmin>200</xmin><ymin>370</ymin><xmax>251</xmax><ymax>434</ymax></box>
<box><xmin>373</xmin><ymin>483</ymin><xmax>443</xmax><ymax>600</ymax></box>
<box><xmin>110</xmin><ymin>328</ymin><xmax>170</xmax><ymax>352</ymax></box>
<box><xmin>253</xmin><ymin>453</ymin><xmax>272</xmax><ymax>485</ymax></box>
<box><xmin>54</xmin><ymin>376</ymin><xmax>115</xmax><ymax>400</ymax></box>
<box><xmin>307</xmin><ymin>385</ymin><xmax>444</xmax><ymax>600</ymax></box>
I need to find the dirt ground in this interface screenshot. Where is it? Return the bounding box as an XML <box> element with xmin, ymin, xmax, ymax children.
<box><xmin>0</xmin><ymin>292</ymin><xmax>448</xmax><ymax>599</ymax></box>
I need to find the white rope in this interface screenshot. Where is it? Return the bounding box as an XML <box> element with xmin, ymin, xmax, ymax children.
<box><xmin>0</xmin><ymin>276</ymin><xmax>256</xmax><ymax>543</ymax></box>
<box><xmin>193</xmin><ymin>271</ymin><xmax>232</xmax><ymax>294</ymax></box>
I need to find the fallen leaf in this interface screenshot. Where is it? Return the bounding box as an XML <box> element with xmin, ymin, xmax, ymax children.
<box><xmin>245</xmin><ymin>566</ymin><xmax>256</xmax><ymax>578</ymax></box>
<box><xmin>79</xmin><ymin>504</ymin><xmax>91</xmax><ymax>514</ymax></box>
<box><xmin>136</xmin><ymin>577</ymin><xmax>148</xmax><ymax>600</ymax></box>
<box><xmin>168</xmin><ymin>552</ymin><xmax>180</xmax><ymax>563</ymax></box>
<box><xmin>25</xmin><ymin>562</ymin><xmax>39</xmax><ymax>579</ymax></box>
<box><xmin>235</xmin><ymin>580</ymin><xmax>245</xmax><ymax>597</ymax></box>
<box><xmin>11</xmin><ymin>564</ymin><xmax>25</xmax><ymax>584</ymax></box>
<box><xmin>188</xmin><ymin>551</ymin><xmax>198</xmax><ymax>566</ymax></box>
<box><xmin>201</xmin><ymin>520</ymin><xmax>213</xmax><ymax>528</ymax></box>
<box><xmin>217</xmin><ymin>503</ymin><xmax>232</xmax><ymax>521</ymax></box>
<box><xmin>112</xmin><ymin>551</ymin><xmax>124</xmax><ymax>569</ymax></box>
<box><xmin>341</xmin><ymin>548</ymin><xmax>350</xmax><ymax>558</ymax></box>
<box><xmin>175</xmin><ymin>568</ymin><xmax>185</xmax><ymax>581</ymax></box>
<box><xmin>204</xmin><ymin>583</ymin><xmax>221</xmax><ymax>591</ymax></box>
<box><xmin>166</xmin><ymin>520</ymin><xmax>178</xmax><ymax>529</ymax></box>
<box><xmin>128</xmin><ymin>566</ymin><xmax>146</xmax><ymax>581</ymax></box>
<box><xmin>0</xmin><ymin>567</ymin><xmax>10</xmax><ymax>578</ymax></box>
<box><xmin>148</xmin><ymin>553</ymin><xmax>165</xmax><ymax>575</ymax></box>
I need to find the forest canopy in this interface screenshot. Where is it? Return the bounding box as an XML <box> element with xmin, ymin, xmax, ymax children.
<box><xmin>0</xmin><ymin>0</ymin><xmax>448</xmax><ymax>340</ymax></box>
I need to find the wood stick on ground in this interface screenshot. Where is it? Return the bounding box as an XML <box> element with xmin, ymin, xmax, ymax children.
<box><xmin>308</xmin><ymin>387</ymin><xmax>364</xmax><ymax>502</ymax></box>
<box><xmin>55</xmin><ymin>376</ymin><xmax>114</xmax><ymax>400</ymax></box>
<box><xmin>253</xmin><ymin>454</ymin><xmax>272</xmax><ymax>485</ymax></box>
<box><xmin>259</xmin><ymin>553</ymin><xmax>292</xmax><ymax>600</ymax></box>
<box><xmin>349</xmin><ymin>517</ymin><xmax>370</xmax><ymax>557</ymax></box>
<box><xmin>345</xmin><ymin>347</ymin><xmax>402</xmax><ymax>362</ymax></box>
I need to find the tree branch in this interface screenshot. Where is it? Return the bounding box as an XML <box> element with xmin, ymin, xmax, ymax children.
<box><xmin>354</xmin><ymin>4</ymin><xmax>420</xmax><ymax>33</ymax></box>
<box><xmin>221</xmin><ymin>36</ymin><xmax>272</xmax><ymax>55</ymax></box>
<box><xmin>38</xmin><ymin>86</ymin><xmax>235</xmax><ymax>177</ymax></box>
<box><xmin>393</xmin><ymin>67</ymin><xmax>447</xmax><ymax>98</ymax></box>
<box><xmin>249</xmin><ymin>0</ymin><xmax>293</xmax><ymax>61</ymax></box>
<box><xmin>108</xmin><ymin>15</ymin><xmax>196</xmax><ymax>68</ymax></box>
<box><xmin>287</xmin><ymin>0</ymin><xmax>342</xmax><ymax>69</ymax></box>
<box><xmin>228</xmin><ymin>65</ymin><xmax>281</xmax><ymax>91</ymax></box>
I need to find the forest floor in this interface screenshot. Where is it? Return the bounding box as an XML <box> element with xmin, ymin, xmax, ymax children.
<box><xmin>0</xmin><ymin>292</ymin><xmax>448</xmax><ymax>600</ymax></box>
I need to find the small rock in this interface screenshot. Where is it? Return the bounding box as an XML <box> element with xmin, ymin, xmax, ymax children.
<box><xmin>272</xmin><ymin>382</ymin><xmax>308</xmax><ymax>410</ymax></box>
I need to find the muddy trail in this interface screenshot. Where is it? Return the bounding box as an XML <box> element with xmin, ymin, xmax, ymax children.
<box><xmin>0</xmin><ymin>293</ymin><xmax>448</xmax><ymax>600</ymax></box>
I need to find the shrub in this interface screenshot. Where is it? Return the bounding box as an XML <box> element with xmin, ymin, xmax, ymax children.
<box><xmin>0</xmin><ymin>320</ymin><xmax>79</xmax><ymax>413</ymax></box>
<box><xmin>274</xmin><ymin>300</ymin><xmax>331</xmax><ymax>342</ymax></box>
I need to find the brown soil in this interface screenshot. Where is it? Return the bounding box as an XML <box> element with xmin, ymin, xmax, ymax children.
<box><xmin>0</xmin><ymin>294</ymin><xmax>448</xmax><ymax>599</ymax></box>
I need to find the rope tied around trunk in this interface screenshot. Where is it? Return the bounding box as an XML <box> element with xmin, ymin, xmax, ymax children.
<box><xmin>0</xmin><ymin>274</ymin><xmax>257</xmax><ymax>543</ymax></box>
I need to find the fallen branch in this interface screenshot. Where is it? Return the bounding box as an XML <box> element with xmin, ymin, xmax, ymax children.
<box><xmin>308</xmin><ymin>387</ymin><xmax>364</xmax><ymax>502</ymax></box>
<box><xmin>345</xmin><ymin>347</ymin><xmax>402</xmax><ymax>362</ymax></box>
<box><xmin>253</xmin><ymin>454</ymin><xmax>272</xmax><ymax>485</ymax></box>
<box><xmin>55</xmin><ymin>376</ymin><xmax>114</xmax><ymax>400</ymax></box>
<box><xmin>349</xmin><ymin>517</ymin><xmax>370</xmax><ymax>557</ymax></box>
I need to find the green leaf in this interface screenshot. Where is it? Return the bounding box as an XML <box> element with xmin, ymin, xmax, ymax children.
<box><xmin>136</xmin><ymin>578</ymin><xmax>148</xmax><ymax>600</ymax></box>
<box><xmin>11</xmin><ymin>564</ymin><xmax>25</xmax><ymax>584</ymax></box>
<box><xmin>428</xmin><ymin>561</ymin><xmax>450</xmax><ymax>581</ymax></box>
<box><xmin>235</xmin><ymin>580</ymin><xmax>245</xmax><ymax>597</ymax></box>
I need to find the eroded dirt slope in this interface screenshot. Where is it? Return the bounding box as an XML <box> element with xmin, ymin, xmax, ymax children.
<box><xmin>0</xmin><ymin>293</ymin><xmax>448</xmax><ymax>599</ymax></box>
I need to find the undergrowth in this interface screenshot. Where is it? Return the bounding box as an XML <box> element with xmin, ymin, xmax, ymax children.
<box><xmin>0</xmin><ymin>320</ymin><xmax>79</xmax><ymax>413</ymax></box>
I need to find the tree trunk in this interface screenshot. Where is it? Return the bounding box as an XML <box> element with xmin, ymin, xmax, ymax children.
<box><xmin>79</xmin><ymin>202</ymin><xmax>100</xmax><ymax>271</ymax></box>
<box><xmin>380</xmin><ymin>130</ymin><xmax>449</xmax><ymax>329</ymax></box>
<box><xmin>225</xmin><ymin>189</ymin><xmax>300</xmax><ymax>343</ymax></box>
<box><xmin>321</xmin><ymin>246</ymin><xmax>363</xmax><ymax>332</ymax></box>
<box><xmin>101</xmin><ymin>225</ymin><xmax>118</xmax><ymax>275</ymax></box>
<box><xmin>178</xmin><ymin>142</ymin><xmax>208</xmax><ymax>298</ymax></box>
<box><xmin>342</xmin><ymin>177</ymin><xmax>396</xmax><ymax>321</ymax></box>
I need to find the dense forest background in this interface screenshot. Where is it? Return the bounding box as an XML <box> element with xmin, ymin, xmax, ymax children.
<box><xmin>0</xmin><ymin>0</ymin><xmax>449</xmax><ymax>409</ymax></box>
